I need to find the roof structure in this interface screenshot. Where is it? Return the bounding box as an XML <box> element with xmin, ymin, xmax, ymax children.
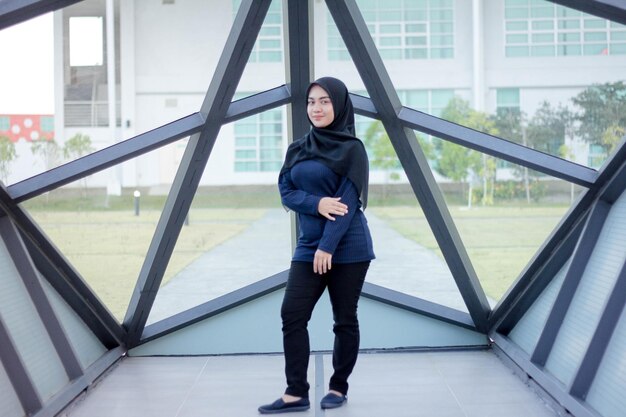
<box><xmin>0</xmin><ymin>1</ymin><xmax>625</xmax><ymax>416</ymax></box>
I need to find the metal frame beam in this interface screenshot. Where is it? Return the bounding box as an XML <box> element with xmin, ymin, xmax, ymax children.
<box><xmin>0</xmin><ymin>0</ymin><xmax>82</xmax><ymax>30</ymax></box>
<box><xmin>7</xmin><ymin>113</ymin><xmax>205</xmax><ymax>203</ymax></box>
<box><xmin>490</xmin><ymin>140</ymin><xmax>626</xmax><ymax>330</ymax></box>
<box><xmin>493</xmin><ymin>214</ymin><xmax>585</xmax><ymax>334</ymax></box>
<box><xmin>0</xmin><ymin>185</ymin><xmax>125</xmax><ymax>347</ymax></box>
<box><xmin>548</xmin><ymin>0</ymin><xmax>626</xmax><ymax>26</ymax></box>
<box><xmin>139</xmin><ymin>271</ymin><xmax>479</xmax><ymax>346</ymax></box>
<box><xmin>326</xmin><ymin>0</ymin><xmax>490</xmax><ymax>332</ymax></box>
<box><xmin>30</xmin><ymin>346</ymin><xmax>124</xmax><ymax>417</ymax></box>
<box><xmin>530</xmin><ymin>199</ymin><xmax>611</xmax><ymax>366</ymax></box>
<box><xmin>361</xmin><ymin>282</ymin><xmax>478</xmax><ymax>331</ymax></box>
<box><xmin>123</xmin><ymin>0</ymin><xmax>273</xmax><ymax>347</ymax></box>
<box><xmin>493</xmin><ymin>333</ymin><xmax>601</xmax><ymax>417</ymax></box>
<box><xmin>397</xmin><ymin>106</ymin><xmax>597</xmax><ymax>187</ymax></box>
<box><xmin>0</xmin><ymin>315</ymin><xmax>42</xmax><ymax>415</ymax></box>
<box><xmin>140</xmin><ymin>271</ymin><xmax>288</xmax><ymax>344</ymax></box>
<box><xmin>0</xmin><ymin>218</ymin><xmax>83</xmax><ymax>380</ymax></box>
<box><xmin>569</xmin><ymin>257</ymin><xmax>626</xmax><ymax>399</ymax></box>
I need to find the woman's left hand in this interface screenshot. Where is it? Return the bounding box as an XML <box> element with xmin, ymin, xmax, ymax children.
<box><xmin>313</xmin><ymin>249</ymin><xmax>332</xmax><ymax>275</ymax></box>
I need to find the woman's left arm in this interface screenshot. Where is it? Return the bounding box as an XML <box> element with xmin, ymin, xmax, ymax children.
<box><xmin>317</xmin><ymin>177</ymin><xmax>359</xmax><ymax>255</ymax></box>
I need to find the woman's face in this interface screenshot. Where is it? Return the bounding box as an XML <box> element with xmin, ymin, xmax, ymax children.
<box><xmin>307</xmin><ymin>85</ymin><xmax>334</xmax><ymax>128</ymax></box>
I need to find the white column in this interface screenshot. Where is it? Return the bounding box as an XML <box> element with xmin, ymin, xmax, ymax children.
<box><xmin>120</xmin><ymin>0</ymin><xmax>137</xmax><ymax>187</ymax></box>
<box><xmin>53</xmin><ymin>10</ymin><xmax>65</xmax><ymax>148</ymax></box>
<box><xmin>472</xmin><ymin>0</ymin><xmax>485</xmax><ymax>112</ymax></box>
<box><xmin>106</xmin><ymin>0</ymin><xmax>121</xmax><ymax>195</ymax></box>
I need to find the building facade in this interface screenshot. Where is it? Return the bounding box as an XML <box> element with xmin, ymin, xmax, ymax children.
<box><xmin>8</xmin><ymin>0</ymin><xmax>624</xmax><ymax>191</ymax></box>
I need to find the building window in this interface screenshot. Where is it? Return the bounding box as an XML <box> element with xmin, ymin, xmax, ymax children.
<box><xmin>496</xmin><ymin>88</ymin><xmax>520</xmax><ymax>109</ymax></box>
<box><xmin>69</xmin><ymin>16</ymin><xmax>104</xmax><ymax>66</ymax></box>
<box><xmin>328</xmin><ymin>0</ymin><xmax>454</xmax><ymax>61</ymax></box>
<box><xmin>234</xmin><ymin>104</ymin><xmax>283</xmax><ymax>173</ymax></box>
<box><xmin>0</xmin><ymin>116</ymin><xmax>9</xmax><ymax>132</ymax></box>
<box><xmin>504</xmin><ymin>0</ymin><xmax>626</xmax><ymax>57</ymax></box>
<box><xmin>588</xmin><ymin>144</ymin><xmax>607</xmax><ymax>168</ymax></box>
<box><xmin>233</xmin><ymin>0</ymin><xmax>283</xmax><ymax>63</ymax></box>
<box><xmin>40</xmin><ymin>116</ymin><xmax>54</xmax><ymax>133</ymax></box>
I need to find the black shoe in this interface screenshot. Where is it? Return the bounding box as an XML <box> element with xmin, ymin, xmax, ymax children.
<box><xmin>320</xmin><ymin>392</ymin><xmax>347</xmax><ymax>409</ymax></box>
<box><xmin>258</xmin><ymin>397</ymin><xmax>310</xmax><ymax>414</ymax></box>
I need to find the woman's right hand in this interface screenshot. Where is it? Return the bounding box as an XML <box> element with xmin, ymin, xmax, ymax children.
<box><xmin>318</xmin><ymin>197</ymin><xmax>348</xmax><ymax>221</ymax></box>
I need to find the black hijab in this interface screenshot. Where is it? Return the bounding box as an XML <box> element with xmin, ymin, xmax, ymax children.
<box><xmin>279</xmin><ymin>77</ymin><xmax>369</xmax><ymax>208</ymax></box>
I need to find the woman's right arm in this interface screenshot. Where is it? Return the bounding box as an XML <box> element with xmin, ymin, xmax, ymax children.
<box><xmin>279</xmin><ymin>169</ymin><xmax>322</xmax><ymax>215</ymax></box>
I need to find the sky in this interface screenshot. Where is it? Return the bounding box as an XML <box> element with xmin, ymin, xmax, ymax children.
<box><xmin>0</xmin><ymin>13</ymin><xmax>55</xmax><ymax>115</ymax></box>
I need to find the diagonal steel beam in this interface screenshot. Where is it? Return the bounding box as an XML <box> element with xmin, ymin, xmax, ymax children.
<box><xmin>490</xmin><ymin>141</ymin><xmax>626</xmax><ymax>331</ymax></box>
<box><xmin>7</xmin><ymin>113</ymin><xmax>205</xmax><ymax>203</ymax></box>
<box><xmin>123</xmin><ymin>0</ymin><xmax>272</xmax><ymax>347</ymax></box>
<box><xmin>0</xmin><ymin>314</ymin><xmax>42</xmax><ymax>415</ymax></box>
<box><xmin>223</xmin><ymin>85</ymin><xmax>291</xmax><ymax>124</ymax></box>
<box><xmin>530</xmin><ymin>200</ymin><xmax>611</xmax><ymax>366</ymax></box>
<box><xmin>9</xmin><ymin>87</ymin><xmax>292</xmax><ymax>204</ymax></box>
<box><xmin>326</xmin><ymin>0</ymin><xmax>491</xmax><ymax>332</ymax></box>
<box><xmin>569</xmin><ymin>256</ymin><xmax>626</xmax><ymax>399</ymax></box>
<box><xmin>548</xmin><ymin>0</ymin><xmax>626</xmax><ymax>26</ymax></box>
<box><xmin>0</xmin><ymin>218</ymin><xmax>83</xmax><ymax>380</ymax></box>
<box><xmin>0</xmin><ymin>185</ymin><xmax>125</xmax><ymax>348</ymax></box>
<box><xmin>398</xmin><ymin>107</ymin><xmax>597</xmax><ymax>187</ymax></box>
<box><xmin>0</xmin><ymin>0</ymin><xmax>82</xmax><ymax>31</ymax></box>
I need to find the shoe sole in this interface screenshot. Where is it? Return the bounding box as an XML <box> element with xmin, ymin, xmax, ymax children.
<box><xmin>321</xmin><ymin>400</ymin><xmax>347</xmax><ymax>409</ymax></box>
<box><xmin>258</xmin><ymin>405</ymin><xmax>310</xmax><ymax>414</ymax></box>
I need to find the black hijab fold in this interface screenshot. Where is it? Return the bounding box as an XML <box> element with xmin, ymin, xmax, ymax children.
<box><xmin>279</xmin><ymin>77</ymin><xmax>369</xmax><ymax>208</ymax></box>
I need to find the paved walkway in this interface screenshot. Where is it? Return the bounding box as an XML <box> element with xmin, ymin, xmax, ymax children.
<box><xmin>149</xmin><ymin>208</ymin><xmax>469</xmax><ymax>323</ymax></box>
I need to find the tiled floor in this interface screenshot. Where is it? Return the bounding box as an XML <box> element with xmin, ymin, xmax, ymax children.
<box><xmin>60</xmin><ymin>350</ymin><xmax>560</xmax><ymax>417</ymax></box>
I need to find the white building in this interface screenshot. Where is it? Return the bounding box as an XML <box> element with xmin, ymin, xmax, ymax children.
<box><xmin>13</xmin><ymin>0</ymin><xmax>626</xmax><ymax>192</ymax></box>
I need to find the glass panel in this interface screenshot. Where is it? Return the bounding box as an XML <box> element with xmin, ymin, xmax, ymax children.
<box><xmin>148</xmin><ymin>123</ymin><xmax>292</xmax><ymax>323</ymax></box>
<box><xmin>430</xmin><ymin>138</ymin><xmax>578</xmax><ymax>304</ymax></box>
<box><xmin>23</xmin><ymin>152</ymin><xmax>178</xmax><ymax>322</ymax></box>
<box><xmin>235</xmin><ymin>0</ymin><xmax>285</xmax><ymax>97</ymax></box>
<box><xmin>0</xmin><ymin>237</ymin><xmax>69</xmax><ymax>401</ymax></box>
<box><xmin>0</xmin><ymin>13</ymin><xmax>56</xmax><ymax>185</ymax></box>
<box><xmin>357</xmin><ymin>119</ymin><xmax>467</xmax><ymax>312</ymax></box>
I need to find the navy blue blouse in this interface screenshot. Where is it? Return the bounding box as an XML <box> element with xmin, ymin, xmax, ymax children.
<box><xmin>279</xmin><ymin>159</ymin><xmax>375</xmax><ymax>263</ymax></box>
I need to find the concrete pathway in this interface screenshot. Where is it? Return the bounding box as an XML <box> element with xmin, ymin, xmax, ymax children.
<box><xmin>149</xmin><ymin>208</ymin><xmax>468</xmax><ymax>324</ymax></box>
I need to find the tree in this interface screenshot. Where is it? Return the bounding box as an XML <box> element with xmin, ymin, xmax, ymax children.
<box><xmin>363</xmin><ymin>121</ymin><xmax>402</xmax><ymax>201</ymax></box>
<box><xmin>439</xmin><ymin>97</ymin><xmax>497</xmax><ymax>207</ymax></box>
<box><xmin>362</xmin><ymin>120</ymin><xmax>434</xmax><ymax>201</ymax></box>
<box><xmin>63</xmin><ymin>133</ymin><xmax>94</xmax><ymax>160</ymax></box>
<box><xmin>0</xmin><ymin>135</ymin><xmax>17</xmax><ymax>184</ymax></box>
<box><xmin>63</xmin><ymin>133</ymin><xmax>94</xmax><ymax>195</ymax></box>
<box><xmin>572</xmin><ymin>81</ymin><xmax>626</xmax><ymax>155</ymax></box>
<box><xmin>31</xmin><ymin>137</ymin><xmax>60</xmax><ymax>171</ymax></box>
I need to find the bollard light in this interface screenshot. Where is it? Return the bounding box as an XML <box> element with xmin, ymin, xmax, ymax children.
<box><xmin>133</xmin><ymin>190</ymin><xmax>141</xmax><ymax>216</ymax></box>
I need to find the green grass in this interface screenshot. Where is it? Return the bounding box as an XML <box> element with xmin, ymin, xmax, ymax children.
<box><xmin>24</xmin><ymin>188</ymin><xmax>571</xmax><ymax>318</ymax></box>
<box><xmin>28</xmin><ymin>208</ymin><xmax>267</xmax><ymax>321</ymax></box>
<box><xmin>371</xmin><ymin>204</ymin><xmax>570</xmax><ymax>301</ymax></box>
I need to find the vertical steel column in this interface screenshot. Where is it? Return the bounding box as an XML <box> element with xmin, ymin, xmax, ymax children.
<box><xmin>123</xmin><ymin>0</ymin><xmax>273</xmax><ymax>347</ymax></box>
<box><xmin>0</xmin><ymin>217</ymin><xmax>83</xmax><ymax>380</ymax></box>
<box><xmin>284</xmin><ymin>0</ymin><xmax>313</xmax><ymax>254</ymax></box>
<box><xmin>531</xmin><ymin>200</ymin><xmax>611</xmax><ymax>366</ymax></box>
<box><xmin>326</xmin><ymin>0</ymin><xmax>491</xmax><ymax>331</ymax></box>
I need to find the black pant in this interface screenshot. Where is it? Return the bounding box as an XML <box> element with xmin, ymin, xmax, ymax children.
<box><xmin>281</xmin><ymin>260</ymin><xmax>370</xmax><ymax>398</ymax></box>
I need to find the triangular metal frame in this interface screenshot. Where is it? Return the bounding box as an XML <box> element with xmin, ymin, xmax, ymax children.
<box><xmin>0</xmin><ymin>0</ymin><xmax>624</xmax><ymax>351</ymax></box>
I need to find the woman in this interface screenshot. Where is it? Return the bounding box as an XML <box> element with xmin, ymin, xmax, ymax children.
<box><xmin>258</xmin><ymin>77</ymin><xmax>375</xmax><ymax>414</ymax></box>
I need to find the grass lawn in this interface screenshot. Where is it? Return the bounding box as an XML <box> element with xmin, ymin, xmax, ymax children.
<box><xmin>371</xmin><ymin>204</ymin><xmax>570</xmax><ymax>302</ymax></box>
<box><xmin>27</xmin><ymin>208</ymin><xmax>266</xmax><ymax>321</ymax></box>
<box><xmin>24</xmin><ymin>200</ymin><xmax>570</xmax><ymax>320</ymax></box>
